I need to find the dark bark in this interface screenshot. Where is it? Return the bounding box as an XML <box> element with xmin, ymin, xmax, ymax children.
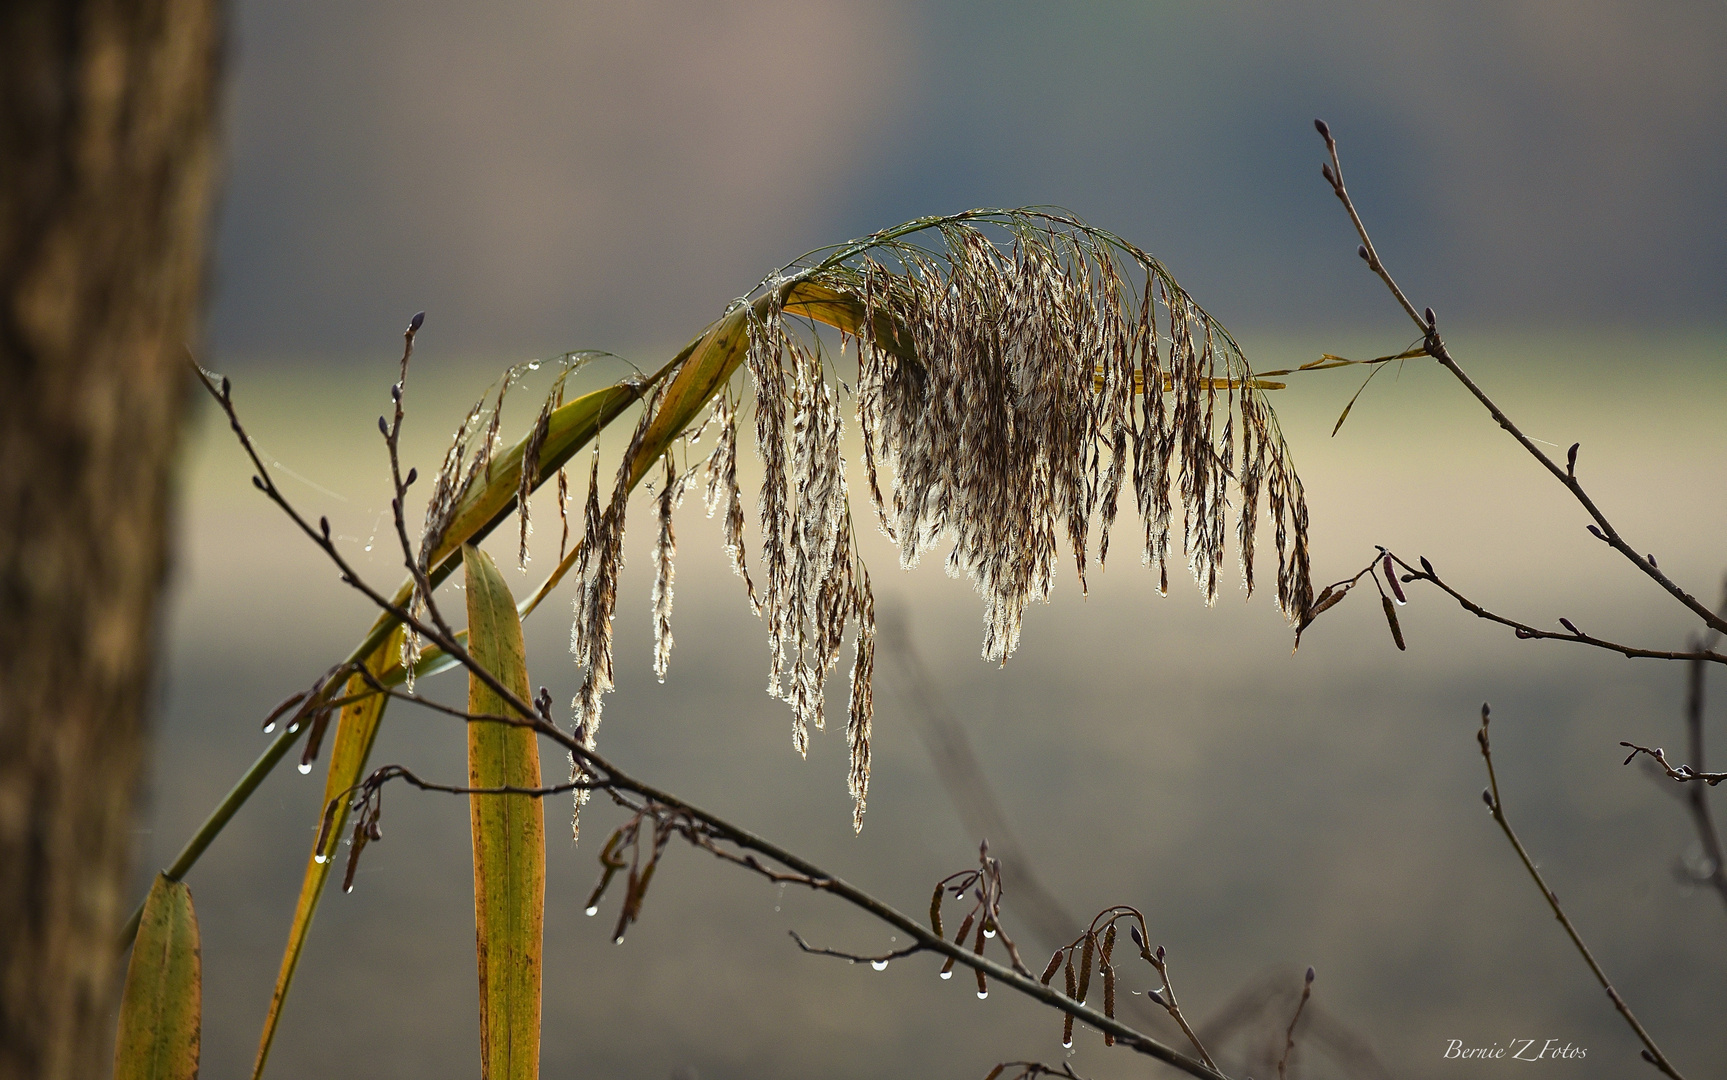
<box><xmin>0</xmin><ymin>2</ymin><xmax>221</xmax><ymax>1077</ymax></box>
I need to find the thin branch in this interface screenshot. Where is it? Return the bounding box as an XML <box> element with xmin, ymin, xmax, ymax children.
<box><xmin>1147</xmin><ymin>943</ymin><xmax>1219</xmax><ymax>1072</ymax></box>
<box><xmin>1385</xmin><ymin>554</ymin><xmax>1727</xmax><ymax>666</ymax></box>
<box><xmin>787</xmin><ymin>930</ymin><xmax>924</xmax><ymax>966</ymax></box>
<box><xmin>1314</xmin><ymin>120</ymin><xmax>1727</xmax><ymax>640</ymax></box>
<box><xmin>1477</xmin><ymin>705</ymin><xmax>1686</xmax><ymax>1080</ymax></box>
<box><xmin>1619</xmin><ymin>744</ymin><xmax>1727</xmax><ymax>787</ymax></box>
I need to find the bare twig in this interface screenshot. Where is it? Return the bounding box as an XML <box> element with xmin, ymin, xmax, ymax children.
<box><xmin>1478</xmin><ymin>705</ymin><xmax>1686</xmax><ymax>1080</ymax></box>
<box><xmin>1618</xmin><ymin>744</ymin><xmax>1727</xmax><ymax>787</ymax></box>
<box><xmin>1146</xmin><ymin>938</ymin><xmax>1218</xmax><ymax>1072</ymax></box>
<box><xmin>1314</xmin><ymin>119</ymin><xmax>1727</xmax><ymax>641</ymax></box>
<box><xmin>1387</xmin><ymin>554</ymin><xmax>1727</xmax><ymax>666</ymax></box>
<box><xmin>787</xmin><ymin>931</ymin><xmax>924</xmax><ymax>966</ymax></box>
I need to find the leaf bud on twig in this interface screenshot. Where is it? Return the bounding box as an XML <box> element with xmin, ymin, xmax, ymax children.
<box><xmin>1566</xmin><ymin>442</ymin><xmax>1579</xmax><ymax>477</ymax></box>
<box><xmin>1313</xmin><ymin>118</ymin><xmax>1331</xmax><ymax>140</ymax></box>
<box><xmin>1305</xmin><ymin>965</ymin><xmax>1316</xmax><ymax>985</ymax></box>
<box><xmin>1424</xmin><ymin>307</ymin><xmax>1436</xmax><ymax>328</ymax></box>
<box><xmin>408</xmin><ymin>311</ymin><xmax>425</xmax><ymax>333</ymax></box>
<box><xmin>1357</xmin><ymin>245</ymin><xmax>1370</xmax><ymax>262</ymax></box>
<box><xmin>1559</xmin><ymin>618</ymin><xmax>1581</xmax><ymax>636</ymax></box>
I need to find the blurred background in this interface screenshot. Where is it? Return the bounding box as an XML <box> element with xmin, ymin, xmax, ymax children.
<box><xmin>145</xmin><ymin>2</ymin><xmax>1726</xmax><ymax>1078</ymax></box>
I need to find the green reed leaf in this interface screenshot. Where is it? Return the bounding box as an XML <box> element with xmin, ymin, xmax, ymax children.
<box><xmin>464</xmin><ymin>544</ymin><xmax>545</xmax><ymax>1080</ymax></box>
<box><xmin>115</xmin><ymin>874</ymin><xmax>200</xmax><ymax>1080</ymax></box>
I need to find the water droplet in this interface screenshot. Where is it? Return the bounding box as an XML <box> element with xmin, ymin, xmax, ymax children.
<box><xmin>939</xmin><ymin>971</ymin><xmax>953</xmax><ymax>980</ymax></box>
<box><xmin>313</xmin><ymin>853</ymin><xmax>327</xmax><ymax>864</ymax></box>
<box><xmin>298</xmin><ymin>762</ymin><xmax>313</xmax><ymax>774</ymax></box>
<box><xmin>343</xmin><ymin>882</ymin><xmax>354</xmax><ymax>894</ymax></box>
<box><xmin>1061</xmin><ymin>1038</ymin><xmax>1073</xmax><ymax>1049</ymax></box>
<box><xmin>976</xmin><ymin>991</ymin><xmax>989</xmax><ymax>1000</ymax></box>
<box><xmin>612</xmin><ymin>935</ymin><xmax>625</xmax><ymax>945</ymax></box>
<box><xmin>983</xmin><ymin>928</ymin><xmax>996</xmax><ymax>939</ymax></box>
<box><xmin>871</xmin><ymin>960</ymin><xmax>889</xmax><ymax>971</ymax></box>
<box><xmin>364</xmin><ymin>543</ymin><xmax>373</xmax><ymax>552</ymax></box>
<box><xmin>286</xmin><ymin>722</ymin><xmax>300</xmax><ymax>734</ymax></box>
<box><xmin>262</xmin><ymin>722</ymin><xmax>277</xmax><ymax>734</ymax></box>
<box><xmin>585</xmin><ymin>905</ymin><xmax>599</xmax><ymax>917</ymax></box>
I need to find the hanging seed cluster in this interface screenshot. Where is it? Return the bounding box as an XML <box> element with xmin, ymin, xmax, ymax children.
<box><xmin>805</xmin><ymin>213</ymin><xmax>1313</xmax><ymax>666</ymax></box>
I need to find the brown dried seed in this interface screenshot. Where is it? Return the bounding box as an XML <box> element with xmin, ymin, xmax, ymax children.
<box><xmin>1040</xmin><ymin>950</ymin><xmax>1063</xmax><ymax>986</ymax></box>
<box><xmin>1076</xmin><ymin>932</ymin><xmax>1094</xmax><ymax>1005</ymax></box>
<box><xmin>1382</xmin><ymin>594</ymin><xmax>1407</xmax><ymax>651</ymax></box>
<box><xmin>1103</xmin><ymin>963</ymin><xmax>1116</xmax><ymax>1045</ymax></box>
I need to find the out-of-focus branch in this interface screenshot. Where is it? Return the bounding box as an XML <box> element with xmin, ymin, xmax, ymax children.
<box><xmin>876</xmin><ymin>606</ymin><xmax>1083</xmax><ymax>951</ymax></box>
<box><xmin>1678</xmin><ymin>598</ymin><xmax>1727</xmax><ymax>908</ymax></box>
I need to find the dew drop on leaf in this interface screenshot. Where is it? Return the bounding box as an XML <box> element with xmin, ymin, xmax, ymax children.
<box><xmin>871</xmin><ymin>960</ymin><xmax>889</xmax><ymax>971</ymax></box>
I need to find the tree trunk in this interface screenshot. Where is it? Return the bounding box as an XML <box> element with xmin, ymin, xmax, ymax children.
<box><xmin>0</xmin><ymin>2</ymin><xmax>221</xmax><ymax>1078</ymax></box>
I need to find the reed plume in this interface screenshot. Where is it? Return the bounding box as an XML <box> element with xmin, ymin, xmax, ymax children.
<box><xmin>418</xmin><ymin>209</ymin><xmax>1312</xmax><ymax>833</ymax></box>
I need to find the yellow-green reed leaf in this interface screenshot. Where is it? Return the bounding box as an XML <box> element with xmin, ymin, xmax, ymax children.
<box><xmin>1330</xmin><ymin>361</ymin><xmax>1390</xmax><ymax>437</ymax></box>
<box><xmin>115</xmin><ymin>874</ymin><xmax>200</xmax><ymax>1080</ymax></box>
<box><xmin>781</xmin><ymin>280</ymin><xmax>919</xmax><ymax>362</ymax></box>
<box><xmin>463</xmin><ymin>544</ymin><xmax>544</xmax><ymax>1080</ymax></box>
<box><xmin>1258</xmin><ymin>347</ymin><xmax>1428</xmax><ymax>378</ymax></box>
<box><xmin>252</xmin><ymin>626</ymin><xmax>400</xmax><ymax>1080</ymax></box>
<box><xmin>628</xmin><ymin>303</ymin><xmax>753</xmax><ymax>486</ymax></box>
